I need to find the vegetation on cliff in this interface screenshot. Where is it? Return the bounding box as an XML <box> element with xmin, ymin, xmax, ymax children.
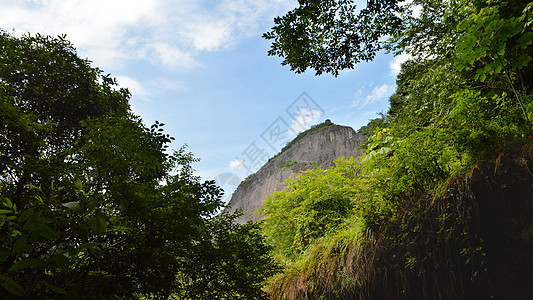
<box><xmin>264</xmin><ymin>119</ymin><xmax>335</xmax><ymax>169</ymax></box>
<box><xmin>280</xmin><ymin>119</ymin><xmax>335</xmax><ymax>154</ymax></box>
<box><xmin>260</xmin><ymin>0</ymin><xmax>533</xmax><ymax>298</ymax></box>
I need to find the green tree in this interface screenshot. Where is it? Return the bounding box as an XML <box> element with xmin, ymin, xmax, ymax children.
<box><xmin>263</xmin><ymin>0</ymin><xmax>404</xmax><ymax>76</ymax></box>
<box><xmin>260</xmin><ymin>158</ymin><xmax>359</xmax><ymax>262</ymax></box>
<box><xmin>261</xmin><ymin>0</ymin><xmax>533</xmax><ymax>299</ymax></box>
<box><xmin>0</xmin><ymin>31</ymin><xmax>278</xmax><ymax>299</ymax></box>
<box><xmin>177</xmin><ymin>212</ymin><xmax>280</xmax><ymax>300</ymax></box>
<box><xmin>265</xmin><ymin>0</ymin><xmax>533</xmax><ymax>80</ymax></box>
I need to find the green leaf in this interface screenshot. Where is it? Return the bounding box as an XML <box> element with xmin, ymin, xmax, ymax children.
<box><xmin>62</xmin><ymin>201</ymin><xmax>83</xmax><ymax>212</ymax></box>
<box><xmin>0</xmin><ymin>274</ymin><xmax>25</xmax><ymax>296</ymax></box>
<box><xmin>8</xmin><ymin>258</ymin><xmax>42</xmax><ymax>271</ymax></box>
<box><xmin>29</xmin><ymin>230</ymin><xmax>41</xmax><ymax>243</ymax></box>
<box><xmin>497</xmin><ymin>46</ymin><xmax>505</xmax><ymax>57</ymax></box>
<box><xmin>0</xmin><ymin>209</ymin><xmax>12</xmax><ymax>214</ymax></box>
<box><xmin>511</xmin><ymin>53</ymin><xmax>532</xmax><ymax>70</ymax></box>
<box><xmin>3</xmin><ymin>198</ymin><xmax>13</xmax><ymax>209</ymax></box>
<box><xmin>475</xmin><ymin>69</ymin><xmax>487</xmax><ymax>82</ymax></box>
<box><xmin>22</xmin><ymin>210</ymin><xmax>41</xmax><ymax>231</ymax></box>
<box><xmin>40</xmin><ymin>224</ymin><xmax>60</xmax><ymax>240</ymax></box>
<box><xmin>18</xmin><ymin>208</ymin><xmax>32</xmax><ymax>223</ymax></box>
<box><xmin>93</xmin><ymin>210</ymin><xmax>107</xmax><ymax>236</ymax></box>
<box><xmin>516</xmin><ymin>32</ymin><xmax>533</xmax><ymax>49</ymax></box>
<box><xmin>38</xmin><ymin>280</ymin><xmax>67</xmax><ymax>295</ymax></box>
<box><xmin>12</xmin><ymin>236</ymin><xmax>32</xmax><ymax>255</ymax></box>
<box><xmin>47</xmin><ymin>283</ymin><xmax>67</xmax><ymax>295</ymax></box>
<box><xmin>53</xmin><ymin>254</ymin><xmax>70</xmax><ymax>271</ymax></box>
<box><xmin>77</xmin><ymin>242</ymin><xmax>99</xmax><ymax>252</ymax></box>
<box><xmin>72</xmin><ymin>242</ymin><xmax>100</xmax><ymax>256</ymax></box>
<box><xmin>493</xmin><ymin>61</ymin><xmax>503</xmax><ymax>74</ymax></box>
<box><xmin>72</xmin><ymin>224</ymin><xmax>89</xmax><ymax>239</ymax></box>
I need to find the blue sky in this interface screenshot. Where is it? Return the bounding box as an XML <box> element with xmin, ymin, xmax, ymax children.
<box><xmin>1</xmin><ymin>0</ymin><xmax>409</xmax><ymax>202</ymax></box>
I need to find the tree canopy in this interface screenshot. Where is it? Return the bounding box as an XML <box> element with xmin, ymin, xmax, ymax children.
<box><xmin>0</xmin><ymin>31</ymin><xmax>278</xmax><ymax>299</ymax></box>
<box><xmin>263</xmin><ymin>0</ymin><xmax>404</xmax><ymax>76</ymax></box>
<box><xmin>261</xmin><ymin>0</ymin><xmax>533</xmax><ymax>299</ymax></box>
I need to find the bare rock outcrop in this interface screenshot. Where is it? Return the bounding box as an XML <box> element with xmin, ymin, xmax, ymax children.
<box><xmin>226</xmin><ymin>125</ymin><xmax>365</xmax><ymax>223</ymax></box>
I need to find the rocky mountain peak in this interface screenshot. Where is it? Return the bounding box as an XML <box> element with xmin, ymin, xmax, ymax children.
<box><xmin>226</xmin><ymin>124</ymin><xmax>365</xmax><ymax>224</ymax></box>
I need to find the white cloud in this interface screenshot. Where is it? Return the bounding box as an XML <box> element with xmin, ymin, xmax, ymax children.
<box><xmin>229</xmin><ymin>159</ymin><xmax>243</xmax><ymax>169</ymax></box>
<box><xmin>353</xmin><ymin>84</ymin><xmax>395</xmax><ymax>108</ymax></box>
<box><xmin>0</xmin><ymin>0</ymin><xmax>159</xmax><ymax>67</ymax></box>
<box><xmin>367</xmin><ymin>85</ymin><xmax>395</xmax><ymax>103</ymax></box>
<box><xmin>289</xmin><ymin>108</ymin><xmax>323</xmax><ymax>133</ymax></box>
<box><xmin>389</xmin><ymin>52</ymin><xmax>412</xmax><ymax>76</ymax></box>
<box><xmin>0</xmin><ymin>0</ymin><xmax>294</xmax><ymax>68</ymax></box>
<box><xmin>188</xmin><ymin>20</ymin><xmax>234</xmax><ymax>52</ymax></box>
<box><xmin>115</xmin><ymin>75</ymin><xmax>149</xmax><ymax>99</ymax></box>
<box><xmin>151</xmin><ymin>43</ymin><xmax>199</xmax><ymax>69</ymax></box>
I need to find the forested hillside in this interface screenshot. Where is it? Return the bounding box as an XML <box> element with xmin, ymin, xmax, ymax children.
<box><xmin>260</xmin><ymin>0</ymin><xmax>533</xmax><ymax>298</ymax></box>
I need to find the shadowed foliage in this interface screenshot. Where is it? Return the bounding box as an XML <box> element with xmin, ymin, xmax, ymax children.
<box><xmin>0</xmin><ymin>30</ymin><xmax>278</xmax><ymax>299</ymax></box>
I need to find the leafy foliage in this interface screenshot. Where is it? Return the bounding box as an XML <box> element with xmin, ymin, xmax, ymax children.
<box><xmin>177</xmin><ymin>212</ymin><xmax>280</xmax><ymax>300</ymax></box>
<box><xmin>263</xmin><ymin>0</ymin><xmax>404</xmax><ymax>76</ymax></box>
<box><xmin>261</xmin><ymin>0</ymin><xmax>533</xmax><ymax>299</ymax></box>
<box><xmin>355</xmin><ymin>114</ymin><xmax>386</xmax><ymax>136</ymax></box>
<box><xmin>0</xmin><ymin>31</ymin><xmax>278</xmax><ymax>299</ymax></box>
<box><xmin>278</xmin><ymin>160</ymin><xmax>299</xmax><ymax>170</ymax></box>
<box><xmin>261</xmin><ymin>157</ymin><xmax>359</xmax><ymax>262</ymax></box>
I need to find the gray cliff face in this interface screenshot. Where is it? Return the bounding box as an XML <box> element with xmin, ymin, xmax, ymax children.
<box><xmin>226</xmin><ymin>125</ymin><xmax>365</xmax><ymax>224</ymax></box>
